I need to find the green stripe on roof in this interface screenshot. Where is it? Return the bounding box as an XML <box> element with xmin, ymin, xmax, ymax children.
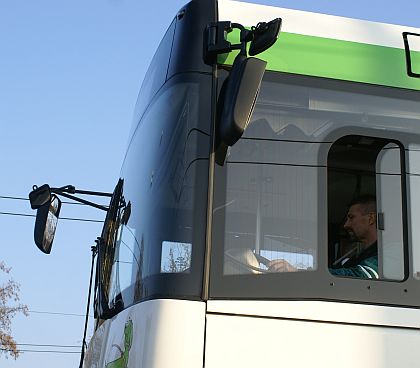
<box><xmin>218</xmin><ymin>30</ymin><xmax>420</xmax><ymax>91</ymax></box>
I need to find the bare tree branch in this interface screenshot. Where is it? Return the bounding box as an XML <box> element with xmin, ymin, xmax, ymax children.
<box><xmin>0</xmin><ymin>261</ymin><xmax>28</xmax><ymax>359</ymax></box>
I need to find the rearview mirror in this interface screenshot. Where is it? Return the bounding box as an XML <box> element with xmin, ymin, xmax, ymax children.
<box><xmin>218</xmin><ymin>54</ymin><xmax>267</xmax><ymax>146</ymax></box>
<box><xmin>249</xmin><ymin>18</ymin><xmax>282</xmax><ymax>56</ymax></box>
<box><xmin>34</xmin><ymin>194</ymin><xmax>62</xmax><ymax>254</ymax></box>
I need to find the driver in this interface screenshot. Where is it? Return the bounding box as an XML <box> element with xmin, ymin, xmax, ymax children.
<box><xmin>268</xmin><ymin>195</ymin><xmax>379</xmax><ymax>279</ymax></box>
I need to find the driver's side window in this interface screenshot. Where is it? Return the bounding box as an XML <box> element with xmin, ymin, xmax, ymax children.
<box><xmin>220</xmin><ymin>140</ymin><xmax>319</xmax><ymax>275</ymax></box>
<box><xmin>327</xmin><ymin>135</ymin><xmax>405</xmax><ymax>280</ymax></box>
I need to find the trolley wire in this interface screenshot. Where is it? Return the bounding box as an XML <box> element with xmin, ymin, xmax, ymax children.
<box><xmin>1</xmin><ymin>348</ymin><xmax>79</xmax><ymax>354</ymax></box>
<box><xmin>16</xmin><ymin>343</ymin><xmax>81</xmax><ymax>348</ymax></box>
<box><xmin>0</xmin><ymin>195</ymin><xmax>99</xmax><ymax>359</ymax></box>
<box><xmin>0</xmin><ymin>195</ymin><xmax>104</xmax><ymax>206</ymax></box>
<box><xmin>0</xmin><ymin>194</ymin><xmax>106</xmax><ymax>222</ymax></box>
<box><xmin>28</xmin><ymin>310</ymin><xmax>94</xmax><ymax>317</ymax></box>
<box><xmin>1</xmin><ymin>194</ymin><xmax>98</xmax><ymax>356</ymax></box>
<box><xmin>0</xmin><ymin>211</ymin><xmax>103</xmax><ymax>223</ymax></box>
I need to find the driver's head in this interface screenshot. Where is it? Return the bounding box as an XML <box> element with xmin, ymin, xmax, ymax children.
<box><xmin>343</xmin><ymin>195</ymin><xmax>377</xmax><ymax>246</ymax></box>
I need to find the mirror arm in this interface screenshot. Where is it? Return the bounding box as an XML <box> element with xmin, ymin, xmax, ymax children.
<box><xmin>73</xmin><ymin>189</ymin><xmax>113</xmax><ymax>197</ymax></box>
<box><xmin>51</xmin><ymin>185</ymin><xmax>113</xmax><ymax>198</ymax></box>
<box><xmin>205</xmin><ymin>21</ymin><xmax>250</xmax><ymax>62</ymax></box>
<box><xmin>205</xmin><ymin>18</ymin><xmax>281</xmax><ymax>62</ymax></box>
<box><xmin>231</xmin><ymin>22</ymin><xmax>253</xmax><ymax>55</ymax></box>
<box><xmin>52</xmin><ymin>191</ymin><xmax>109</xmax><ymax>212</ymax></box>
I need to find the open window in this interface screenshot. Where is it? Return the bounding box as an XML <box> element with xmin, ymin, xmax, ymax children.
<box><xmin>328</xmin><ymin>135</ymin><xmax>406</xmax><ymax>280</ymax></box>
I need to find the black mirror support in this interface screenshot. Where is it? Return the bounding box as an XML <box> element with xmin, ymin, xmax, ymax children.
<box><xmin>29</xmin><ymin>184</ymin><xmax>113</xmax><ymax>211</ymax></box>
<box><xmin>205</xmin><ymin>18</ymin><xmax>281</xmax><ymax>62</ymax></box>
<box><xmin>29</xmin><ymin>184</ymin><xmax>52</xmax><ymax>209</ymax></box>
<box><xmin>29</xmin><ymin>184</ymin><xmax>114</xmax><ymax>254</ymax></box>
<box><xmin>205</xmin><ymin>17</ymin><xmax>281</xmax><ymax>162</ymax></box>
<box><xmin>28</xmin><ymin>179</ymin><xmax>126</xmax><ymax>368</ymax></box>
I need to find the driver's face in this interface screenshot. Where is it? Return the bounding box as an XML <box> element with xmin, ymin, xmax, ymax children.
<box><xmin>343</xmin><ymin>204</ymin><xmax>371</xmax><ymax>242</ymax></box>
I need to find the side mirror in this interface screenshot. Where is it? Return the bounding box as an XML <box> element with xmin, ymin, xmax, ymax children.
<box><xmin>249</xmin><ymin>18</ymin><xmax>282</xmax><ymax>56</ymax></box>
<box><xmin>34</xmin><ymin>194</ymin><xmax>62</xmax><ymax>254</ymax></box>
<box><xmin>218</xmin><ymin>54</ymin><xmax>267</xmax><ymax>146</ymax></box>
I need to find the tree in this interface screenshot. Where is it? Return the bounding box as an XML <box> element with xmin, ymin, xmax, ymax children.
<box><xmin>166</xmin><ymin>243</ymin><xmax>191</xmax><ymax>273</ymax></box>
<box><xmin>0</xmin><ymin>261</ymin><xmax>28</xmax><ymax>359</ymax></box>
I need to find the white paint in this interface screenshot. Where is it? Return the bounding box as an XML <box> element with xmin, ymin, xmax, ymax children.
<box><xmin>84</xmin><ymin>299</ymin><xmax>206</xmax><ymax>368</ymax></box>
<box><xmin>407</xmin><ymin>148</ymin><xmax>420</xmax><ymax>174</ymax></box>
<box><xmin>85</xmin><ymin>300</ymin><xmax>420</xmax><ymax>368</ymax></box>
<box><xmin>205</xmin><ymin>311</ymin><xmax>420</xmax><ymax>368</ymax></box>
<box><xmin>218</xmin><ymin>0</ymin><xmax>420</xmax><ymax>51</ymax></box>
<box><xmin>376</xmin><ymin>147</ymin><xmax>404</xmax><ymax>280</ymax></box>
<box><xmin>206</xmin><ymin>300</ymin><xmax>420</xmax><ymax>328</ymax></box>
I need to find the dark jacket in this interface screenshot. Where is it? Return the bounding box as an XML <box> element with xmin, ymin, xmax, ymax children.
<box><xmin>330</xmin><ymin>242</ymin><xmax>378</xmax><ymax>279</ymax></box>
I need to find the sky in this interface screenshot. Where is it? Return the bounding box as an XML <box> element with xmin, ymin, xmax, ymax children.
<box><xmin>1</xmin><ymin>0</ymin><xmax>420</xmax><ymax>367</ymax></box>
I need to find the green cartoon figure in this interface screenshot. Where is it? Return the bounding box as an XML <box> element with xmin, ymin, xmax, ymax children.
<box><xmin>106</xmin><ymin>319</ymin><xmax>133</xmax><ymax>368</ymax></box>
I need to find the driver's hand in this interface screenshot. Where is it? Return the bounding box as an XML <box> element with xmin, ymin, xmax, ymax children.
<box><xmin>268</xmin><ymin>259</ymin><xmax>297</xmax><ymax>273</ymax></box>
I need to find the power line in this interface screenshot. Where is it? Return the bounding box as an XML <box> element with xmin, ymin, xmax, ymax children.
<box><xmin>0</xmin><ymin>195</ymin><xmax>29</xmax><ymax>201</ymax></box>
<box><xmin>28</xmin><ymin>310</ymin><xmax>94</xmax><ymax>317</ymax></box>
<box><xmin>0</xmin><ymin>211</ymin><xmax>34</xmax><ymax>218</ymax></box>
<box><xmin>0</xmin><ymin>211</ymin><xmax>103</xmax><ymax>223</ymax></box>
<box><xmin>0</xmin><ymin>195</ymin><xmax>105</xmax><ymax>206</ymax></box>
<box><xmin>1</xmin><ymin>348</ymin><xmax>79</xmax><ymax>354</ymax></box>
<box><xmin>16</xmin><ymin>343</ymin><xmax>81</xmax><ymax>348</ymax></box>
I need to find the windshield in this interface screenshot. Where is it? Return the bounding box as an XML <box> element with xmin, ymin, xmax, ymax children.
<box><xmin>104</xmin><ymin>75</ymin><xmax>212</xmax><ymax>310</ymax></box>
<box><xmin>210</xmin><ymin>72</ymin><xmax>420</xmax><ymax>306</ymax></box>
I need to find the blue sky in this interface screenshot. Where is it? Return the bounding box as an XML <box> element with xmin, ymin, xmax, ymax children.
<box><xmin>2</xmin><ymin>0</ymin><xmax>420</xmax><ymax>367</ymax></box>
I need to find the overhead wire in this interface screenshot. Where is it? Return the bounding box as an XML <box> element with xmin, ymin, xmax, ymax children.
<box><xmin>0</xmin><ymin>194</ymin><xmax>107</xmax><ymax>222</ymax></box>
<box><xmin>28</xmin><ymin>310</ymin><xmax>94</xmax><ymax>317</ymax></box>
<box><xmin>1</xmin><ymin>348</ymin><xmax>79</xmax><ymax>354</ymax></box>
<box><xmin>16</xmin><ymin>343</ymin><xmax>81</xmax><ymax>348</ymax></box>
<box><xmin>0</xmin><ymin>211</ymin><xmax>103</xmax><ymax>223</ymax></box>
<box><xmin>0</xmin><ymin>195</ymin><xmax>106</xmax><ymax>206</ymax></box>
<box><xmin>0</xmin><ymin>194</ymin><xmax>99</xmax><ymax>357</ymax></box>
<box><xmin>0</xmin><ymin>195</ymin><xmax>94</xmax><ymax>206</ymax></box>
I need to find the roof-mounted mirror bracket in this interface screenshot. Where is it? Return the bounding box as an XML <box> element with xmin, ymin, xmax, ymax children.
<box><xmin>205</xmin><ymin>18</ymin><xmax>282</xmax><ymax>62</ymax></box>
<box><xmin>205</xmin><ymin>21</ymin><xmax>249</xmax><ymax>63</ymax></box>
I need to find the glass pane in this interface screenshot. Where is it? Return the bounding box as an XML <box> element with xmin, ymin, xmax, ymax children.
<box><xmin>328</xmin><ymin>136</ymin><xmax>404</xmax><ymax>280</ymax></box>
<box><xmin>109</xmin><ymin>224</ymin><xmax>140</xmax><ymax>304</ymax></box>
<box><xmin>246</xmin><ymin>78</ymin><xmax>420</xmax><ymax>143</ymax></box>
<box><xmin>221</xmin><ymin>162</ymin><xmax>318</xmax><ymax>275</ymax></box>
<box><xmin>160</xmin><ymin>241</ymin><xmax>192</xmax><ymax>273</ymax></box>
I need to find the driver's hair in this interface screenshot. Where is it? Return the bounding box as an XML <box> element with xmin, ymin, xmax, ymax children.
<box><xmin>348</xmin><ymin>194</ymin><xmax>376</xmax><ymax>215</ymax></box>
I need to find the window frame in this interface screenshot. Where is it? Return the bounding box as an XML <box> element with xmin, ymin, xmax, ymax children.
<box><xmin>327</xmin><ymin>134</ymin><xmax>408</xmax><ymax>282</ymax></box>
<box><xmin>209</xmin><ymin>72</ymin><xmax>420</xmax><ymax>307</ymax></box>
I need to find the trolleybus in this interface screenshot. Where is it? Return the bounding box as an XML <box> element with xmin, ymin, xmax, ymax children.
<box><xmin>30</xmin><ymin>1</ymin><xmax>420</xmax><ymax>367</ymax></box>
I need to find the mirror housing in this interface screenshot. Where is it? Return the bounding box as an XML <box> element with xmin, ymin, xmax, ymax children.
<box><xmin>34</xmin><ymin>194</ymin><xmax>62</xmax><ymax>254</ymax></box>
<box><xmin>218</xmin><ymin>54</ymin><xmax>267</xmax><ymax>146</ymax></box>
<box><xmin>249</xmin><ymin>18</ymin><xmax>282</xmax><ymax>56</ymax></box>
<box><xmin>29</xmin><ymin>184</ymin><xmax>52</xmax><ymax>209</ymax></box>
